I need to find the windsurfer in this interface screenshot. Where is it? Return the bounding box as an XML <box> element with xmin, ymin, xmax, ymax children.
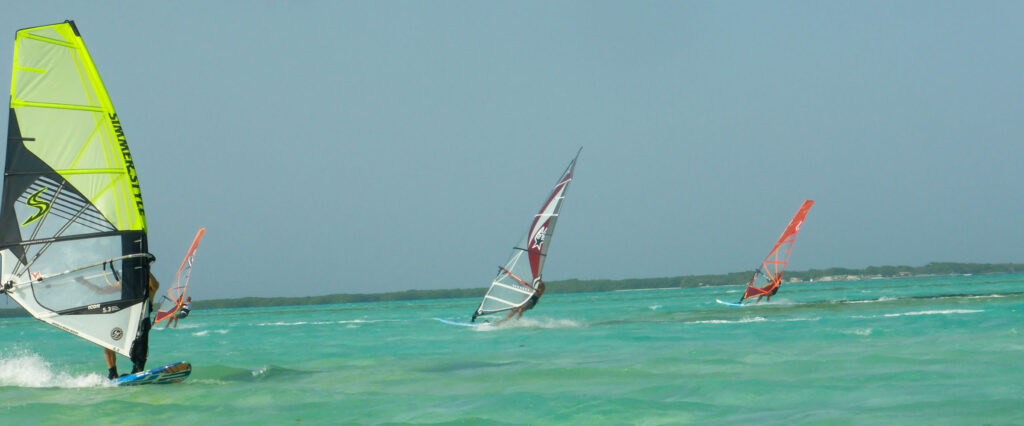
<box><xmin>167</xmin><ymin>296</ymin><xmax>191</xmax><ymax>328</ymax></box>
<box><xmin>105</xmin><ymin>272</ymin><xmax>160</xmax><ymax>379</ymax></box>
<box><xmin>495</xmin><ymin>281</ymin><xmax>545</xmax><ymax>324</ymax></box>
<box><xmin>755</xmin><ymin>281</ymin><xmax>780</xmax><ymax>303</ymax></box>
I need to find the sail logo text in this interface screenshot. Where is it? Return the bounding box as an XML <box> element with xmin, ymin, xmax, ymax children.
<box><xmin>22</xmin><ymin>187</ymin><xmax>51</xmax><ymax>226</ymax></box>
<box><xmin>110</xmin><ymin>113</ymin><xmax>145</xmax><ymax>219</ymax></box>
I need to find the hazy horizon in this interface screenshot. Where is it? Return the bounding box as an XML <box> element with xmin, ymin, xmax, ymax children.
<box><xmin>2</xmin><ymin>2</ymin><xmax>1021</xmax><ymax>300</ymax></box>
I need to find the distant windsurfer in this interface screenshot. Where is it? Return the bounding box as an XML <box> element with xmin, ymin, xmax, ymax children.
<box><xmin>495</xmin><ymin>280</ymin><xmax>545</xmax><ymax>325</ymax></box>
<box><xmin>755</xmin><ymin>285</ymin><xmax>776</xmax><ymax>303</ymax></box>
<box><xmin>166</xmin><ymin>296</ymin><xmax>192</xmax><ymax>328</ymax></box>
<box><xmin>105</xmin><ymin>272</ymin><xmax>160</xmax><ymax>379</ymax></box>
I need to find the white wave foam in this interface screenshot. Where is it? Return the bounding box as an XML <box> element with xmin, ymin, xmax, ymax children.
<box><xmin>689</xmin><ymin>316</ymin><xmax>768</xmax><ymax>325</ymax></box>
<box><xmin>254</xmin><ymin>319</ymin><xmax>395</xmax><ymax>328</ymax></box>
<box><xmin>256</xmin><ymin>321</ymin><xmax>309</xmax><ymax>326</ymax></box>
<box><xmin>779</xmin><ymin>317</ymin><xmax>821</xmax><ymax>322</ymax></box>
<box><xmin>847</xmin><ymin>296</ymin><xmax>895</xmax><ymax>304</ymax></box>
<box><xmin>847</xmin><ymin>328</ymin><xmax>872</xmax><ymax>336</ymax></box>
<box><xmin>192</xmin><ymin>329</ymin><xmax>230</xmax><ymax>336</ymax></box>
<box><xmin>689</xmin><ymin>316</ymin><xmax>819</xmax><ymax>325</ymax></box>
<box><xmin>0</xmin><ymin>353</ymin><xmax>109</xmax><ymax>388</ymax></box>
<box><xmin>474</xmin><ymin>317</ymin><xmax>583</xmax><ymax>331</ymax></box>
<box><xmin>964</xmin><ymin>294</ymin><xmax>1005</xmax><ymax>299</ymax></box>
<box><xmin>882</xmin><ymin>309</ymin><xmax>983</xmax><ymax>318</ymax></box>
<box><xmin>649</xmin><ymin>305</ymin><xmax>662</xmax><ymax>311</ymax></box>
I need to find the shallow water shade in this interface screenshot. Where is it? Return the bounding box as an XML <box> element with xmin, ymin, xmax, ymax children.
<box><xmin>0</xmin><ymin>274</ymin><xmax>1022</xmax><ymax>424</ymax></box>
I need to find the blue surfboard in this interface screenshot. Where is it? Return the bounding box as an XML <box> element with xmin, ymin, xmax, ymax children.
<box><xmin>114</xmin><ymin>361</ymin><xmax>191</xmax><ymax>386</ymax></box>
<box><xmin>716</xmin><ymin>299</ymin><xmax>746</xmax><ymax>307</ymax></box>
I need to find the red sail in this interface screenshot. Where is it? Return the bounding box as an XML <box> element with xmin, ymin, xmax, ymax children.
<box><xmin>155</xmin><ymin>228</ymin><xmax>205</xmax><ymax>325</ymax></box>
<box><xmin>740</xmin><ymin>200</ymin><xmax>814</xmax><ymax>301</ymax></box>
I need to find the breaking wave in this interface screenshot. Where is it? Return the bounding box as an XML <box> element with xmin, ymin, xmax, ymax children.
<box><xmin>0</xmin><ymin>353</ymin><xmax>109</xmax><ymax>388</ymax></box>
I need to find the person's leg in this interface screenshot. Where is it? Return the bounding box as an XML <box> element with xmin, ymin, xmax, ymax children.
<box><xmin>104</xmin><ymin>349</ymin><xmax>118</xmax><ymax>379</ymax></box>
<box><xmin>129</xmin><ymin>318</ymin><xmax>151</xmax><ymax>373</ymax></box>
<box><xmin>495</xmin><ymin>309</ymin><xmax>517</xmax><ymax>325</ymax></box>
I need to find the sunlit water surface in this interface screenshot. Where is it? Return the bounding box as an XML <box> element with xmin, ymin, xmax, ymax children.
<box><xmin>0</xmin><ymin>274</ymin><xmax>1021</xmax><ymax>424</ymax></box>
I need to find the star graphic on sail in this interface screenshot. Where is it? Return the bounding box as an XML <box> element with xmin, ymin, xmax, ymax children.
<box><xmin>531</xmin><ymin>225</ymin><xmax>547</xmax><ymax>250</ymax></box>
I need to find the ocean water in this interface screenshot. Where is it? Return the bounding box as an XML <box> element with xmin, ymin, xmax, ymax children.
<box><xmin>0</xmin><ymin>274</ymin><xmax>1021</xmax><ymax>424</ymax></box>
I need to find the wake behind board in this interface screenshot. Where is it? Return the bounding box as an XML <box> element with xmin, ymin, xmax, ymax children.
<box><xmin>716</xmin><ymin>299</ymin><xmax>746</xmax><ymax>307</ymax></box>
<box><xmin>435</xmin><ymin>318</ymin><xmax>485</xmax><ymax>328</ymax></box>
<box><xmin>114</xmin><ymin>361</ymin><xmax>191</xmax><ymax>386</ymax></box>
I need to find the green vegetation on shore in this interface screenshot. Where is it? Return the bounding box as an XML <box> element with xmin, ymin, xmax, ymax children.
<box><xmin>186</xmin><ymin>261</ymin><xmax>1022</xmax><ymax>310</ymax></box>
<box><xmin>0</xmin><ymin>262</ymin><xmax>1018</xmax><ymax>317</ymax></box>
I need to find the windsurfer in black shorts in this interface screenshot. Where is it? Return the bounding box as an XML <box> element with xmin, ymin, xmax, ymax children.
<box><xmin>496</xmin><ymin>280</ymin><xmax>545</xmax><ymax>325</ymax></box>
<box><xmin>756</xmin><ymin>280</ymin><xmax>781</xmax><ymax>303</ymax></box>
<box><xmin>105</xmin><ymin>272</ymin><xmax>159</xmax><ymax>379</ymax></box>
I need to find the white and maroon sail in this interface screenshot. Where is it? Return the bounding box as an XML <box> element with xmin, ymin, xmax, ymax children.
<box><xmin>473</xmin><ymin>149</ymin><xmax>580</xmax><ymax>320</ymax></box>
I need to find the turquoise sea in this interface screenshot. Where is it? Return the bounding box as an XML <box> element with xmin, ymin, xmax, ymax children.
<box><xmin>0</xmin><ymin>274</ymin><xmax>1021</xmax><ymax>424</ymax></box>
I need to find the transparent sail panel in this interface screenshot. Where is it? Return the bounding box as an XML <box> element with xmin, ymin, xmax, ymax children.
<box><xmin>17</xmin><ymin>236</ymin><xmax>122</xmax><ymax>311</ymax></box>
<box><xmin>477</xmin><ymin>236</ymin><xmax>536</xmax><ymax>315</ymax></box>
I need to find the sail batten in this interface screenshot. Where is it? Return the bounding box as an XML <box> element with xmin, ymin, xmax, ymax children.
<box><xmin>473</xmin><ymin>149</ymin><xmax>580</xmax><ymax>319</ymax></box>
<box><xmin>11</xmin><ymin>101</ymin><xmax>107</xmax><ymax>112</ymax></box>
<box><xmin>491</xmin><ymin>281</ymin><xmax>533</xmax><ymax>295</ymax></box>
<box><xmin>1</xmin><ymin>21</ymin><xmax>152</xmax><ymax>357</ymax></box>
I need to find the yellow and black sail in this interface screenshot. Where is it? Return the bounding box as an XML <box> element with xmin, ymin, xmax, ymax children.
<box><xmin>1</xmin><ymin>21</ymin><xmax>152</xmax><ymax>356</ymax></box>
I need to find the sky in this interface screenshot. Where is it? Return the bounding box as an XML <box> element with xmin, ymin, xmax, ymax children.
<box><xmin>1</xmin><ymin>2</ymin><xmax>1021</xmax><ymax>299</ymax></box>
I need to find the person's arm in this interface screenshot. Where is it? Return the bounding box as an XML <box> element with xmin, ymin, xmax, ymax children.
<box><xmin>147</xmin><ymin>274</ymin><xmax>160</xmax><ymax>304</ymax></box>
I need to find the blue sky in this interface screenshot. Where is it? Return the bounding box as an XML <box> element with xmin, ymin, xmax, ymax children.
<box><xmin>2</xmin><ymin>2</ymin><xmax>1022</xmax><ymax>299</ymax></box>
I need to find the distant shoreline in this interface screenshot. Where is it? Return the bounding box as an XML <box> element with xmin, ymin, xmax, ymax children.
<box><xmin>0</xmin><ymin>261</ymin><xmax>1018</xmax><ymax>317</ymax></box>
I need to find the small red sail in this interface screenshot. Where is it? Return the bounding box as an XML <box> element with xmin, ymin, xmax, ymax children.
<box><xmin>740</xmin><ymin>201</ymin><xmax>814</xmax><ymax>302</ymax></box>
<box><xmin>155</xmin><ymin>228</ymin><xmax>205</xmax><ymax>325</ymax></box>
